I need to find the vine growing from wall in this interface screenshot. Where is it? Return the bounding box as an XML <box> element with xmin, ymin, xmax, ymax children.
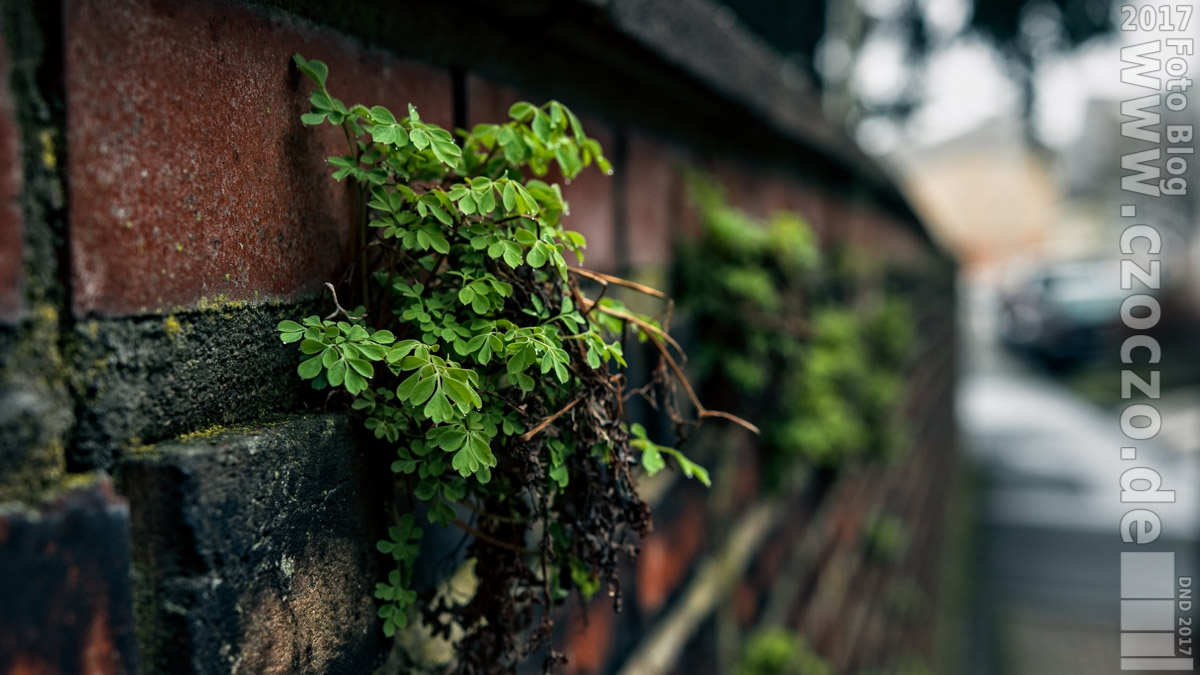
<box><xmin>277</xmin><ymin>56</ymin><xmax>752</xmax><ymax>673</ymax></box>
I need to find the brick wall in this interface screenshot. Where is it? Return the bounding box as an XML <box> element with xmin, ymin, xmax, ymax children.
<box><xmin>0</xmin><ymin>1</ymin><xmax>958</xmax><ymax>673</ymax></box>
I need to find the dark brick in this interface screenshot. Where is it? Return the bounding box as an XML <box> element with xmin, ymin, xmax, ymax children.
<box><xmin>65</xmin><ymin>0</ymin><xmax>453</xmax><ymax>317</ymax></box>
<box><xmin>0</xmin><ymin>29</ymin><xmax>22</xmax><ymax>323</ymax></box>
<box><xmin>0</xmin><ymin>479</ymin><xmax>138</xmax><ymax>675</ymax></box>
<box><xmin>68</xmin><ymin>302</ymin><xmax>316</xmax><ymax>470</ymax></box>
<box><xmin>0</xmin><ymin>304</ymin><xmax>71</xmax><ymax>504</ymax></box>
<box><xmin>115</xmin><ymin>414</ymin><xmax>387</xmax><ymax>675</ymax></box>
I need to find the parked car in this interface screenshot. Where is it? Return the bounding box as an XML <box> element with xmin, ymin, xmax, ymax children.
<box><xmin>997</xmin><ymin>261</ymin><xmax>1127</xmax><ymax>369</ymax></box>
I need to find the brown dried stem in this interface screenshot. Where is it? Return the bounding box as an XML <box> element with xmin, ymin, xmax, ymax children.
<box><xmin>519</xmin><ymin>397</ymin><xmax>583</xmax><ymax>442</ymax></box>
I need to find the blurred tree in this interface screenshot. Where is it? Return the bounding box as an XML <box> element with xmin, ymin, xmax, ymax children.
<box><xmin>721</xmin><ymin>0</ymin><xmax>1116</xmax><ymax>143</ymax></box>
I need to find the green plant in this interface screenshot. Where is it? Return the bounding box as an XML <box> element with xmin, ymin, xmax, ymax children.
<box><xmin>862</xmin><ymin>510</ymin><xmax>910</xmax><ymax>565</ymax></box>
<box><xmin>279</xmin><ymin>56</ymin><xmax>747</xmax><ymax>672</ymax></box>
<box><xmin>736</xmin><ymin>628</ymin><xmax>831</xmax><ymax>675</ymax></box>
<box><xmin>675</xmin><ymin>176</ymin><xmax>914</xmax><ymax>475</ymax></box>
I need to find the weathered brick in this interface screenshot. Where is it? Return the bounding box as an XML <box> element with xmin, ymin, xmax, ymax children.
<box><xmin>65</xmin><ymin>0</ymin><xmax>453</xmax><ymax>317</ymax></box>
<box><xmin>466</xmin><ymin>77</ymin><xmax>618</xmax><ymax>272</ymax></box>
<box><xmin>0</xmin><ymin>479</ymin><xmax>138</xmax><ymax>675</ymax></box>
<box><xmin>115</xmin><ymin>414</ymin><xmax>387</xmax><ymax>675</ymax></box>
<box><xmin>0</xmin><ymin>30</ymin><xmax>23</xmax><ymax>323</ymax></box>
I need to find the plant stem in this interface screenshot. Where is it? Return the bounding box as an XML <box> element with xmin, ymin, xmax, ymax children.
<box><xmin>453</xmin><ymin>519</ymin><xmax>537</xmax><ymax>555</ymax></box>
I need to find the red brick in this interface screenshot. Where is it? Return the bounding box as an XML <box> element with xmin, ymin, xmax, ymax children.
<box><xmin>709</xmin><ymin>157</ymin><xmax>772</xmax><ymax>219</ymax></box>
<box><xmin>635</xmin><ymin>531</ymin><xmax>671</xmax><ymax>614</ymax></box>
<box><xmin>734</xmin><ymin>580</ymin><xmax>758</xmax><ymax>626</ymax></box>
<box><xmin>731</xmin><ymin>437</ymin><xmax>761</xmax><ymax>513</ymax></box>
<box><xmin>66</xmin><ymin>0</ymin><xmax>453</xmax><ymax>316</ymax></box>
<box><xmin>562</xmin><ymin>601</ymin><xmax>615</xmax><ymax>675</ymax></box>
<box><xmin>560</xmin><ymin>135</ymin><xmax>616</xmax><ymax>273</ymax></box>
<box><xmin>666</xmin><ymin>146</ymin><xmax>703</xmax><ymax>242</ymax></box>
<box><xmin>625</xmin><ymin>133</ymin><xmax>675</xmax><ymax>269</ymax></box>
<box><xmin>789</xmin><ymin>184</ymin><xmax>830</xmax><ymax>243</ymax></box>
<box><xmin>868</xmin><ymin>210</ymin><xmax>927</xmax><ymax>261</ymax></box>
<box><xmin>635</xmin><ymin>491</ymin><xmax>707</xmax><ymax>615</ymax></box>
<box><xmin>0</xmin><ymin>31</ymin><xmax>23</xmax><ymax>323</ymax></box>
<box><xmin>466</xmin><ymin>77</ymin><xmax>618</xmax><ymax>272</ymax></box>
<box><xmin>465</xmin><ymin>76</ymin><xmax>525</xmax><ymax>127</ymax></box>
<box><xmin>761</xmin><ymin>174</ymin><xmax>828</xmax><ymax>240</ymax></box>
<box><xmin>816</xmin><ymin>193</ymin><xmax>858</xmax><ymax>247</ymax></box>
<box><xmin>828</xmin><ymin>204</ymin><xmax>930</xmax><ymax>265</ymax></box>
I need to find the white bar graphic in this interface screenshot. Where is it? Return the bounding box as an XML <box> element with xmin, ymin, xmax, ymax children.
<box><xmin>1123</xmin><ymin>552</ymin><xmax>1176</xmax><ymax>599</ymax></box>
<box><xmin>1121</xmin><ymin>657</ymin><xmax>1193</xmax><ymax>670</ymax></box>
<box><xmin>1122</xmin><ymin>633</ymin><xmax>1177</xmax><ymax>657</ymax></box>
<box><xmin>1123</xmin><ymin>600</ymin><xmax>1176</xmax><ymax>631</ymax></box>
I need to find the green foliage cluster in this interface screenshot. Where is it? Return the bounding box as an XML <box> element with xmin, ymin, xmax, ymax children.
<box><xmin>862</xmin><ymin>510</ymin><xmax>910</xmax><ymax>565</ymax></box>
<box><xmin>280</xmin><ymin>56</ymin><xmax>716</xmax><ymax>669</ymax></box>
<box><xmin>675</xmin><ymin>177</ymin><xmax>915</xmax><ymax>472</ymax></box>
<box><xmin>736</xmin><ymin>628</ymin><xmax>831</xmax><ymax>675</ymax></box>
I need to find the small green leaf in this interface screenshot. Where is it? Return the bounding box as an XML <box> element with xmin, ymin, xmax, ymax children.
<box><xmin>641</xmin><ymin>443</ymin><xmax>664</xmax><ymax>475</ymax></box>
<box><xmin>370</xmin><ymin>105</ymin><xmax>396</xmax><ymax>124</ymax></box>
<box><xmin>527</xmin><ymin>244</ymin><xmax>548</xmax><ymax>268</ymax></box>
<box><xmin>531</xmin><ymin>111</ymin><xmax>551</xmax><ymax>142</ymax></box>
<box><xmin>321</xmin><ymin>347</ymin><xmax>339</xmax><ymax>369</ymax></box>
<box><xmin>477</xmin><ymin>189</ymin><xmax>496</xmax><ymax>214</ymax></box>
<box><xmin>508</xmin><ymin>102</ymin><xmax>535</xmax><ymax>121</ymax></box>
<box><xmin>297</xmin><ymin>357</ymin><xmax>322</xmax><ymax>380</ymax></box>
<box><xmin>502</xmin><ymin>182</ymin><xmax>517</xmax><ymax>212</ymax></box>
<box><xmin>300</xmin><ymin>338</ymin><xmax>325</xmax><ymax>355</ymax></box>
<box><xmin>300</xmin><ymin>112</ymin><xmax>327</xmax><ymax>126</ymax></box>
<box><xmin>348</xmin><ymin>358</ymin><xmax>374</xmax><ymax>378</ymax></box>
<box><xmin>294</xmin><ymin>54</ymin><xmax>328</xmax><ymax>87</ymax></box>
<box><xmin>414</xmin><ymin>481</ymin><xmax>437</xmax><ymax>501</ymax></box>
<box><xmin>427</xmin><ymin>203</ymin><xmax>452</xmax><ymax>225</ymax></box>
<box><xmin>564</xmin><ymin>230</ymin><xmax>587</xmax><ymax>249</ymax></box>
<box><xmin>310</xmin><ymin>89</ymin><xmax>334</xmax><ymax>112</ymax></box>
<box><xmin>327</xmin><ymin>360</ymin><xmax>347</xmax><ymax>387</ymax></box>
<box><xmin>344</xmin><ymin>370</ymin><xmax>367</xmax><ymax>394</ymax></box>
<box><xmin>371</xmin><ymin>125</ymin><xmax>395</xmax><ymax>145</ymax></box>
<box><xmin>502</xmin><ymin>241</ymin><xmax>523</xmax><ymax>268</ymax></box>
<box><xmin>550</xmin><ymin>463</ymin><xmax>569</xmax><ymax>488</ymax></box>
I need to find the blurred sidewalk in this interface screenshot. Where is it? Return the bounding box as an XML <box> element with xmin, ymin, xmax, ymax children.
<box><xmin>959</xmin><ymin>278</ymin><xmax>1200</xmax><ymax>675</ymax></box>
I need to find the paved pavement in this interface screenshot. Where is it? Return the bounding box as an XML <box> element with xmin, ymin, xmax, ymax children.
<box><xmin>960</xmin><ymin>280</ymin><xmax>1200</xmax><ymax>675</ymax></box>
